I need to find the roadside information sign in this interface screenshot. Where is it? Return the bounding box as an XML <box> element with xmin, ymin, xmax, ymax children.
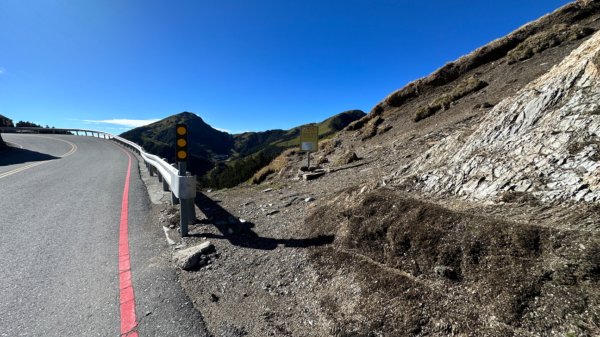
<box><xmin>300</xmin><ymin>125</ymin><xmax>319</xmax><ymax>152</ymax></box>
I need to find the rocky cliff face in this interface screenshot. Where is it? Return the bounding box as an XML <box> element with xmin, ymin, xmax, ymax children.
<box><xmin>392</xmin><ymin>30</ymin><xmax>600</xmax><ymax>203</ymax></box>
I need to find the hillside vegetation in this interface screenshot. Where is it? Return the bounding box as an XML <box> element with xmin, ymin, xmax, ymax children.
<box><xmin>201</xmin><ymin>109</ymin><xmax>365</xmax><ymax>188</ymax></box>
<box><xmin>121</xmin><ymin>110</ymin><xmax>365</xmax><ymax>189</ymax></box>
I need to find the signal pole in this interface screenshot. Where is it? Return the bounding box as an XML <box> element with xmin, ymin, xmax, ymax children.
<box><xmin>176</xmin><ymin>124</ymin><xmax>191</xmax><ymax>237</ymax></box>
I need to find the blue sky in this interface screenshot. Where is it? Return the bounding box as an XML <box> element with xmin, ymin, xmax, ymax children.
<box><xmin>0</xmin><ymin>0</ymin><xmax>572</xmax><ymax>134</ymax></box>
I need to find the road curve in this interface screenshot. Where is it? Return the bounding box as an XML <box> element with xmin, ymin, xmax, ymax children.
<box><xmin>0</xmin><ymin>134</ymin><xmax>209</xmax><ymax>337</ymax></box>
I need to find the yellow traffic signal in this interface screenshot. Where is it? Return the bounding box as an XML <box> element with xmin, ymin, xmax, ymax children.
<box><xmin>176</xmin><ymin>124</ymin><xmax>188</xmax><ymax>162</ymax></box>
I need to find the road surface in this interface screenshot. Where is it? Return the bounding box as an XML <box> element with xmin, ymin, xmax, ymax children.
<box><xmin>0</xmin><ymin>134</ymin><xmax>209</xmax><ymax>337</ymax></box>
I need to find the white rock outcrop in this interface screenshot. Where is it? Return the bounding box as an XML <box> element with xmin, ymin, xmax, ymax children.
<box><xmin>397</xmin><ymin>30</ymin><xmax>600</xmax><ymax>203</ymax></box>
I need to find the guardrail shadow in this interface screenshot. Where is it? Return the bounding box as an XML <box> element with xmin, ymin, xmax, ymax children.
<box><xmin>194</xmin><ymin>192</ymin><xmax>334</xmax><ymax>250</ymax></box>
<box><xmin>0</xmin><ymin>147</ymin><xmax>60</xmax><ymax>166</ymax></box>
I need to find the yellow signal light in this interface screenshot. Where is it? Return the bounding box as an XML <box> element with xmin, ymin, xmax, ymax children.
<box><xmin>176</xmin><ymin>124</ymin><xmax>189</xmax><ymax>162</ymax></box>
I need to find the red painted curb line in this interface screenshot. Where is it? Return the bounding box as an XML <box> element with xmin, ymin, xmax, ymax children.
<box><xmin>118</xmin><ymin>150</ymin><xmax>139</xmax><ymax>337</ymax></box>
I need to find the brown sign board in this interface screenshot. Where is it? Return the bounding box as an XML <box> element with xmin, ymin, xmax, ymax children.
<box><xmin>299</xmin><ymin>125</ymin><xmax>318</xmax><ymax>152</ymax></box>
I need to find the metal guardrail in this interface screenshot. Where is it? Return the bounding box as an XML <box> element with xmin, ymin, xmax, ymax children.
<box><xmin>0</xmin><ymin>126</ymin><xmax>196</xmax><ymax>236</ymax></box>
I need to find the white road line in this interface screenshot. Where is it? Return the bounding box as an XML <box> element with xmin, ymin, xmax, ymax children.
<box><xmin>0</xmin><ymin>135</ymin><xmax>78</xmax><ymax>180</ymax></box>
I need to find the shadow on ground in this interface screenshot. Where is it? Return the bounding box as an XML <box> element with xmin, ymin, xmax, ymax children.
<box><xmin>0</xmin><ymin>147</ymin><xmax>59</xmax><ymax>166</ymax></box>
<box><xmin>194</xmin><ymin>192</ymin><xmax>334</xmax><ymax>250</ymax></box>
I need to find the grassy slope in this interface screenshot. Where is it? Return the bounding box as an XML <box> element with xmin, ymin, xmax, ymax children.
<box><xmin>200</xmin><ymin>110</ymin><xmax>366</xmax><ymax>188</ymax></box>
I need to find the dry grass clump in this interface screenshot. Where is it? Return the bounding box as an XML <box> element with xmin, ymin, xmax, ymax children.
<box><xmin>386</xmin><ymin>82</ymin><xmax>421</xmax><ymax>107</ymax></box>
<box><xmin>345</xmin><ymin>105</ymin><xmax>385</xmax><ymax>133</ymax></box>
<box><xmin>507</xmin><ymin>24</ymin><xmax>595</xmax><ymax>64</ymax></box>
<box><xmin>250</xmin><ymin>148</ymin><xmax>296</xmax><ymax>184</ymax></box>
<box><xmin>369</xmin><ymin>103</ymin><xmax>385</xmax><ymax>116</ymax></box>
<box><xmin>360</xmin><ymin>116</ymin><xmax>384</xmax><ymax>141</ymax></box>
<box><xmin>333</xmin><ymin>150</ymin><xmax>360</xmax><ymax>166</ymax></box>
<box><xmin>319</xmin><ymin>138</ymin><xmax>342</xmax><ymax>156</ymax></box>
<box><xmin>414</xmin><ymin>76</ymin><xmax>488</xmax><ymax>122</ymax></box>
<box><xmin>344</xmin><ymin>118</ymin><xmax>366</xmax><ymax>131</ymax></box>
<box><xmin>306</xmin><ymin>188</ymin><xmax>600</xmax><ymax>336</ymax></box>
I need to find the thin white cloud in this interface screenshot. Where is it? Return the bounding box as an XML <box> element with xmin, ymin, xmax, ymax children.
<box><xmin>0</xmin><ymin>67</ymin><xmax>5</xmax><ymax>75</ymax></box>
<box><xmin>214</xmin><ymin>127</ymin><xmax>231</xmax><ymax>133</ymax></box>
<box><xmin>83</xmin><ymin>119</ymin><xmax>160</xmax><ymax>128</ymax></box>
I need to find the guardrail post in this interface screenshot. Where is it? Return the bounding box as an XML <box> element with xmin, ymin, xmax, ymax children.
<box><xmin>171</xmin><ymin>192</ymin><xmax>179</xmax><ymax>205</ymax></box>
<box><xmin>157</xmin><ymin>171</ymin><xmax>163</xmax><ymax>183</ymax></box>
<box><xmin>149</xmin><ymin>165</ymin><xmax>154</xmax><ymax>177</ymax></box>
<box><xmin>186</xmin><ymin>171</ymin><xmax>196</xmax><ymax>221</ymax></box>
<box><xmin>178</xmin><ymin>162</ymin><xmax>190</xmax><ymax>237</ymax></box>
<box><xmin>162</xmin><ymin>179</ymin><xmax>169</xmax><ymax>192</ymax></box>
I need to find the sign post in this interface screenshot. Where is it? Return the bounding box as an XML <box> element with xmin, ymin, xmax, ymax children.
<box><xmin>299</xmin><ymin>125</ymin><xmax>319</xmax><ymax>170</ymax></box>
<box><xmin>176</xmin><ymin>124</ymin><xmax>191</xmax><ymax>237</ymax></box>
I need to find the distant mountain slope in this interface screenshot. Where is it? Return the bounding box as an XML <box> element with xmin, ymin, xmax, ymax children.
<box><xmin>121</xmin><ymin>112</ymin><xmax>234</xmax><ymax>173</ymax></box>
<box><xmin>202</xmin><ymin>110</ymin><xmax>366</xmax><ymax>188</ymax></box>
<box><xmin>121</xmin><ymin>110</ymin><xmax>365</xmax><ymax>188</ymax></box>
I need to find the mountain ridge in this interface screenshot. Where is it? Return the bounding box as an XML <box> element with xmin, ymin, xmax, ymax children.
<box><xmin>121</xmin><ymin>109</ymin><xmax>365</xmax><ymax>188</ymax></box>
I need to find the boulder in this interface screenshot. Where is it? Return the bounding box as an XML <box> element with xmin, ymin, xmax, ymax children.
<box><xmin>173</xmin><ymin>241</ymin><xmax>214</xmax><ymax>270</ymax></box>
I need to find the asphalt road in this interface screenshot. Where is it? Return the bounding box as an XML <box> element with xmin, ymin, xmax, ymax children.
<box><xmin>0</xmin><ymin>134</ymin><xmax>209</xmax><ymax>337</ymax></box>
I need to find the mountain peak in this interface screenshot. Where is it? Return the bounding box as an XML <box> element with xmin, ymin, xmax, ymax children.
<box><xmin>167</xmin><ymin>111</ymin><xmax>205</xmax><ymax>124</ymax></box>
<box><xmin>175</xmin><ymin>111</ymin><xmax>199</xmax><ymax>118</ymax></box>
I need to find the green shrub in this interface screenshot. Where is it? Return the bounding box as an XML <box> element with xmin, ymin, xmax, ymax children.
<box><xmin>200</xmin><ymin>146</ymin><xmax>283</xmax><ymax>188</ymax></box>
